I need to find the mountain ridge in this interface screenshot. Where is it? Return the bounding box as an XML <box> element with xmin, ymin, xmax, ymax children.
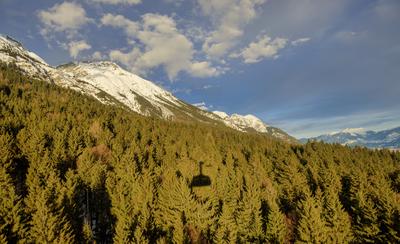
<box><xmin>301</xmin><ymin>127</ymin><xmax>400</xmax><ymax>149</ymax></box>
<box><xmin>0</xmin><ymin>34</ymin><xmax>297</xmax><ymax>143</ymax></box>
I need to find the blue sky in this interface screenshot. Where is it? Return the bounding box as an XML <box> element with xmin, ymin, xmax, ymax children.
<box><xmin>1</xmin><ymin>0</ymin><xmax>399</xmax><ymax>138</ymax></box>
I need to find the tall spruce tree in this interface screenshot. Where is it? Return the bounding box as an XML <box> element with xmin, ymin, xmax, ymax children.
<box><xmin>265</xmin><ymin>199</ymin><xmax>287</xmax><ymax>243</ymax></box>
<box><xmin>0</xmin><ymin>167</ymin><xmax>26</xmax><ymax>242</ymax></box>
<box><xmin>296</xmin><ymin>193</ymin><xmax>328</xmax><ymax>244</ymax></box>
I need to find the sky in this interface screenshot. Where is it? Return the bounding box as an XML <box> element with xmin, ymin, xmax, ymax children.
<box><xmin>1</xmin><ymin>0</ymin><xmax>399</xmax><ymax>138</ymax></box>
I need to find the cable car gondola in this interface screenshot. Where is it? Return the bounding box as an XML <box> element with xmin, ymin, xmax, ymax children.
<box><xmin>190</xmin><ymin>161</ymin><xmax>211</xmax><ymax>187</ymax></box>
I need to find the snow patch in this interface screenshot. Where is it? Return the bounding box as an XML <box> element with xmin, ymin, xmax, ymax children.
<box><xmin>213</xmin><ymin>111</ymin><xmax>229</xmax><ymax>119</ymax></box>
<box><xmin>341</xmin><ymin>128</ymin><xmax>366</xmax><ymax>135</ymax></box>
<box><xmin>330</xmin><ymin>127</ymin><xmax>366</xmax><ymax>136</ymax></box>
<box><xmin>192</xmin><ymin>102</ymin><xmax>208</xmax><ymax>111</ymax></box>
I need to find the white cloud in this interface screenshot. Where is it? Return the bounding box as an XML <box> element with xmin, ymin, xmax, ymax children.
<box><xmin>101</xmin><ymin>14</ymin><xmax>139</xmax><ymax>37</ymax></box>
<box><xmin>109</xmin><ymin>47</ymin><xmax>142</xmax><ymax>67</ymax></box>
<box><xmin>189</xmin><ymin>61</ymin><xmax>221</xmax><ymax>78</ymax></box>
<box><xmin>105</xmin><ymin>13</ymin><xmax>220</xmax><ymax>79</ymax></box>
<box><xmin>38</xmin><ymin>2</ymin><xmax>91</xmax><ymax>37</ymax></box>
<box><xmin>233</xmin><ymin>35</ymin><xmax>288</xmax><ymax>63</ymax></box>
<box><xmin>91</xmin><ymin>51</ymin><xmax>105</xmax><ymax>60</ymax></box>
<box><xmin>198</xmin><ymin>0</ymin><xmax>266</xmax><ymax>58</ymax></box>
<box><xmin>134</xmin><ymin>14</ymin><xmax>194</xmax><ymax>79</ymax></box>
<box><xmin>291</xmin><ymin>37</ymin><xmax>311</xmax><ymax>46</ymax></box>
<box><xmin>90</xmin><ymin>0</ymin><xmax>141</xmax><ymax>5</ymax></box>
<box><xmin>67</xmin><ymin>40</ymin><xmax>91</xmax><ymax>58</ymax></box>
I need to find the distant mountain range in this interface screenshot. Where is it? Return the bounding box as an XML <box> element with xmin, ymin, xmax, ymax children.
<box><xmin>0</xmin><ymin>35</ymin><xmax>296</xmax><ymax>143</ymax></box>
<box><xmin>301</xmin><ymin>127</ymin><xmax>400</xmax><ymax>149</ymax></box>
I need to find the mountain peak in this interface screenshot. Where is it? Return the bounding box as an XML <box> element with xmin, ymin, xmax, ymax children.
<box><xmin>81</xmin><ymin>60</ymin><xmax>121</xmax><ymax>69</ymax></box>
<box><xmin>0</xmin><ymin>35</ymin><xmax>52</xmax><ymax>80</ymax></box>
<box><xmin>212</xmin><ymin>111</ymin><xmax>269</xmax><ymax>133</ymax></box>
<box><xmin>330</xmin><ymin>127</ymin><xmax>366</xmax><ymax>136</ymax></box>
<box><xmin>1</xmin><ymin>35</ymin><xmax>23</xmax><ymax>47</ymax></box>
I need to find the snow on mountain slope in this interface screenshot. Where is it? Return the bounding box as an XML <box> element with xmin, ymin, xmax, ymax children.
<box><xmin>0</xmin><ymin>35</ymin><xmax>54</xmax><ymax>80</ymax></box>
<box><xmin>329</xmin><ymin>128</ymin><xmax>366</xmax><ymax>136</ymax></box>
<box><xmin>212</xmin><ymin>111</ymin><xmax>269</xmax><ymax>133</ymax></box>
<box><xmin>0</xmin><ymin>35</ymin><xmax>189</xmax><ymax>119</ymax></box>
<box><xmin>58</xmin><ymin>61</ymin><xmax>184</xmax><ymax>118</ymax></box>
<box><xmin>211</xmin><ymin>111</ymin><xmax>297</xmax><ymax>143</ymax></box>
<box><xmin>0</xmin><ymin>35</ymin><xmax>297</xmax><ymax>143</ymax></box>
<box><xmin>302</xmin><ymin>127</ymin><xmax>400</xmax><ymax>149</ymax></box>
<box><xmin>0</xmin><ymin>35</ymin><xmax>115</xmax><ymax>104</ymax></box>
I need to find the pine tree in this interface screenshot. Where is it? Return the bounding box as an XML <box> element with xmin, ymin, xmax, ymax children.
<box><xmin>156</xmin><ymin>168</ymin><xmax>214</xmax><ymax>243</ymax></box>
<box><xmin>213</xmin><ymin>165</ymin><xmax>242</xmax><ymax>243</ymax></box>
<box><xmin>352</xmin><ymin>190</ymin><xmax>381</xmax><ymax>243</ymax></box>
<box><xmin>369</xmin><ymin>172</ymin><xmax>400</xmax><ymax>242</ymax></box>
<box><xmin>28</xmin><ymin>190</ymin><xmax>74</xmax><ymax>243</ymax></box>
<box><xmin>349</xmin><ymin>172</ymin><xmax>381</xmax><ymax>243</ymax></box>
<box><xmin>25</xmin><ymin>170</ymin><xmax>74</xmax><ymax>243</ymax></box>
<box><xmin>155</xmin><ymin>170</ymin><xmax>188</xmax><ymax>243</ymax></box>
<box><xmin>106</xmin><ymin>165</ymin><xmax>156</xmax><ymax>243</ymax></box>
<box><xmin>265</xmin><ymin>200</ymin><xmax>287</xmax><ymax>244</ymax></box>
<box><xmin>296</xmin><ymin>193</ymin><xmax>328</xmax><ymax>244</ymax></box>
<box><xmin>319</xmin><ymin>166</ymin><xmax>353</xmax><ymax>243</ymax></box>
<box><xmin>274</xmin><ymin>155</ymin><xmax>310</xmax><ymax>211</ymax></box>
<box><xmin>322</xmin><ymin>185</ymin><xmax>353</xmax><ymax>243</ymax></box>
<box><xmin>0</xmin><ymin>167</ymin><xmax>27</xmax><ymax>242</ymax></box>
<box><xmin>237</xmin><ymin>176</ymin><xmax>263</xmax><ymax>242</ymax></box>
<box><xmin>0</xmin><ymin>132</ymin><xmax>16</xmax><ymax>171</ymax></box>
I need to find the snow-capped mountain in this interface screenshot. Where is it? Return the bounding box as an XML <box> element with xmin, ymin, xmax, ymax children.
<box><xmin>0</xmin><ymin>35</ymin><xmax>214</xmax><ymax>122</ymax></box>
<box><xmin>210</xmin><ymin>111</ymin><xmax>295</xmax><ymax>141</ymax></box>
<box><xmin>57</xmin><ymin>61</ymin><xmax>186</xmax><ymax>119</ymax></box>
<box><xmin>212</xmin><ymin>111</ymin><xmax>269</xmax><ymax>132</ymax></box>
<box><xmin>301</xmin><ymin>127</ymin><xmax>400</xmax><ymax>149</ymax></box>
<box><xmin>0</xmin><ymin>35</ymin><xmax>296</xmax><ymax>142</ymax></box>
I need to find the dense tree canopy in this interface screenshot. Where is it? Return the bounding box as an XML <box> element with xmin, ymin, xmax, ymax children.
<box><xmin>1</xmin><ymin>63</ymin><xmax>399</xmax><ymax>243</ymax></box>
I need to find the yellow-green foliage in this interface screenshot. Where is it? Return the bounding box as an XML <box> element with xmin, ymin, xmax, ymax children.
<box><xmin>296</xmin><ymin>193</ymin><xmax>328</xmax><ymax>244</ymax></box>
<box><xmin>0</xmin><ymin>167</ymin><xmax>26</xmax><ymax>242</ymax></box>
<box><xmin>1</xmin><ymin>63</ymin><xmax>400</xmax><ymax>243</ymax></box>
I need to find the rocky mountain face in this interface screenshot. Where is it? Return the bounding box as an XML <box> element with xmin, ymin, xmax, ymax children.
<box><xmin>0</xmin><ymin>35</ymin><xmax>296</xmax><ymax>143</ymax></box>
<box><xmin>302</xmin><ymin>127</ymin><xmax>400</xmax><ymax>149</ymax></box>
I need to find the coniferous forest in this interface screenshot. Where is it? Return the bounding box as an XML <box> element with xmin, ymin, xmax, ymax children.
<box><xmin>1</xmin><ymin>62</ymin><xmax>400</xmax><ymax>243</ymax></box>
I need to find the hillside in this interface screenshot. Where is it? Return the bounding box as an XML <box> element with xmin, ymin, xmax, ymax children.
<box><xmin>1</xmin><ymin>63</ymin><xmax>400</xmax><ymax>243</ymax></box>
<box><xmin>0</xmin><ymin>35</ymin><xmax>296</xmax><ymax>143</ymax></box>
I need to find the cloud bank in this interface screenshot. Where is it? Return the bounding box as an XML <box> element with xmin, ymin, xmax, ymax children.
<box><xmin>198</xmin><ymin>0</ymin><xmax>266</xmax><ymax>59</ymax></box>
<box><xmin>35</xmin><ymin>0</ymin><xmax>306</xmax><ymax>78</ymax></box>
<box><xmin>104</xmin><ymin>13</ymin><xmax>222</xmax><ymax>79</ymax></box>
